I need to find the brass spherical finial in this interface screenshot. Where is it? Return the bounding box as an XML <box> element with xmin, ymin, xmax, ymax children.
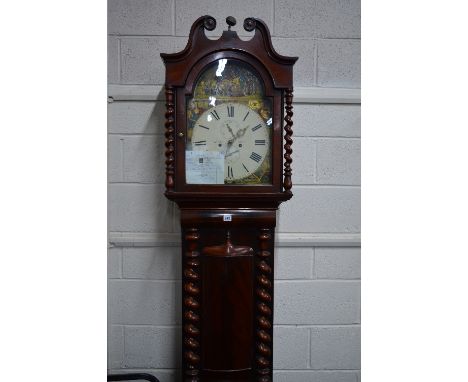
<box><xmin>226</xmin><ymin>16</ymin><xmax>236</xmax><ymax>30</ymax></box>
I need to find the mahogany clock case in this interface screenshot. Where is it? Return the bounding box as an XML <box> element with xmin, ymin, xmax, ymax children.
<box><xmin>161</xmin><ymin>15</ymin><xmax>297</xmax><ymax>381</ymax></box>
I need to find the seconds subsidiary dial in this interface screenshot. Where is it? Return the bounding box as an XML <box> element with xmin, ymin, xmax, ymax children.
<box><xmin>190</xmin><ymin>102</ymin><xmax>270</xmax><ymax>183</ymax></box>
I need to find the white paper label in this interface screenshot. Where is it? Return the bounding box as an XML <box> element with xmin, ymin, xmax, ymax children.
<box><xmin>186</xmin><ymin>150</ymin><xmax>224</xmax><ymax>184</ymax></box>
<box><xmin>223</xmin><ymin>214</ymin><xmax>232</xmax><ymax>221</ymax></box>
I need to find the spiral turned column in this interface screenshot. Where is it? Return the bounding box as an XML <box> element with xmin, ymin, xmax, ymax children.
<box><xmin>183</xmin><ymin>228</ymin><xmax>201</xmax><ymax>381</ymax></box>
<box><xmin>164</xmin><ymin>86</ymin><xmax>175</xmax><ymax>191</ymax></box>
<box><xmin>283</xmin><ymin>88</ymin><xmax>294</xmax><ymax>192</ymax></box>
<box><xmin>255</xmin><ymin>228</ymin><xmax>274</xmax><ymax>379</ymax></box>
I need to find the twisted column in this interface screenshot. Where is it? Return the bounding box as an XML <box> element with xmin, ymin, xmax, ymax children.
<box><xmin>183</xmin><ymin>228</ymin><xmax>201</xmax><ymax>380</ymax></box>
<box><xmin>164</xmin><ymin>86</ymin><xmax>175</xmax><ymax>191</ymax></box>
<box><xmin>283</xmin><ymin>88</ymin><xmax>294</xmax><ymax>192</ymax></box>
<box><xmin>255</xmin><ymin>229</ymin><xmax>273</xmax><ymax>378</ymax></box>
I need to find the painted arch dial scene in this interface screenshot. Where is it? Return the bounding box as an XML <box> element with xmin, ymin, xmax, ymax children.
<box><xmin>186</xmin><ymin>59</ymin><xmax>273</xmax><ymax>185</ymax></box>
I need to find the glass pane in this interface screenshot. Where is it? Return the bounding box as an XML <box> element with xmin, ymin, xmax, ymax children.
<box><xmin>186</xmin><ymin>59</ymin><xmax>273</xmax><ymax>185</ymax></box>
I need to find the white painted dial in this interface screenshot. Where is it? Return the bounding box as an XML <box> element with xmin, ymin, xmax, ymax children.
<box><xmin>191</xmin><ymin>102</ymin><xmax>270</xmax><ymax>182</ymax></box>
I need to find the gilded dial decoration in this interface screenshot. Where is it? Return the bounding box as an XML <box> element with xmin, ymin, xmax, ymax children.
<box><xmin>191</xmin><ymin>103</ymin><xmax>270</xmax><ymax>182</ymax></box>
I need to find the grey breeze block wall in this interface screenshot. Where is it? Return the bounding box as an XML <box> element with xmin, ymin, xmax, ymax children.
<box><xmin>108</xmin><ymin>1</ymin><xmax>361</xmax><ymax>381</ymax></box>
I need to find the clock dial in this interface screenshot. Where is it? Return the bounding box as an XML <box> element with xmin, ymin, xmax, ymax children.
<box><xmin>185</xmin><ymin>58</ymin><xmax>273</xmax><ymax>185</ymax></box>
<box><xmin>191</xmin><ymin>103</ymin><xmax>270</xmax><ymax>183</ymax></box>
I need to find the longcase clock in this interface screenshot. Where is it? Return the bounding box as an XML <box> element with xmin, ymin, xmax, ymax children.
<box><xmin>161</xmin><ymin>15</ymin><xmax>297</xmax><ymax>382</ymax></box>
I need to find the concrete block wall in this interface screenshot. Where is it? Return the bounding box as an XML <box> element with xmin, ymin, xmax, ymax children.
<box><xmin>108</xmin><ymin>1</ymin><xmax>360</xmax><ymax>381</ymax></box>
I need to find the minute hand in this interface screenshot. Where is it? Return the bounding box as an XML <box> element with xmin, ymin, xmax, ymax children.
<box><xmin>225</xmin><ymin>123</ymin><xmax>236</xmax><ymax>140</ymax></box>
